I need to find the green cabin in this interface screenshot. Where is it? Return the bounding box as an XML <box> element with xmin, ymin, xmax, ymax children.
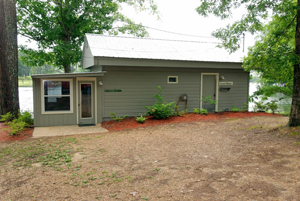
<box><xmin>32</xmin><ymin>34</ymin><xmax>249</xmax><ymax>127</ymax></box>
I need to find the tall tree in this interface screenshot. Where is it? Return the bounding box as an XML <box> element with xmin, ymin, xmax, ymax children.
<box><xmin>17</xmin><ymin>0</ymin><xmax>158</xmax><ymax>73</ymax></box>
<box><xmin>244</xmin><ymin>13</ymin><xmax>295</xmax><ymax>101</ymax></box>
<box><xmin>196</xmin><ymin>0</ymin><xmax>300</xmax><ymax>127</ymax></box>
<box><xmin>0</xmin><ymin>0</ymin><xmax>19</xmax><ymax>116</ymax></box>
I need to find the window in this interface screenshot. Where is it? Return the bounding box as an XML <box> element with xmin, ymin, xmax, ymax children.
<box><xmin>42</xmin><ymin>79</ymin><xmax>73</xmax><ymax>114</ymax></box>
<box><xmin>167</xmin><ymin>76</ymin><xmax>178</xmax><ymax>84</ymax></box>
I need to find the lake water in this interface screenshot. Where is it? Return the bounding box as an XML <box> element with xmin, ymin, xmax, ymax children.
<box><xmin>18</xmin><ymin>83</ymin><xmax>290</xmax><ymax>114</ymax></box>
<box><xmin>19</xmin><ymin>87</ymin><xmax>33</xmax><ymax>113</ymax></box>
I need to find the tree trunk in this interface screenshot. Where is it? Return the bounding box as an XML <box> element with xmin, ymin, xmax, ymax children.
<box><xmin>64</xmin><ymin>64</ymin><xmax>71</xmax><ymax>73</ymax></box>
<box><xmin>0</xmin><ymin>0</ymin><xmax>19</xmax><ymax>117</ymax></box>
<box><xmin>288</xmin><ymin>3</ymin><xmax>300</xmax><ymax>127</ymax></box>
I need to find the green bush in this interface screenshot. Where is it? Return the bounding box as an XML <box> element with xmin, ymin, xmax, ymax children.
<box><xmin>18</xmin><ymin>111</ymin><xmax>34</xmax><ymax>125</ymax></box>
<box><xmin>144</xmin><ymin>86</ymin><xmax>176</xmax><ymax>119</ymax></box>
<box><xmin>193</xmin><ymin>108</ymin><xmax>200</xmax><ymax>114</ymax></box>
<box><xmin>136</xmin><ymin>115</ymin><xmax>147</xmax><ymax>123</ymax></box>
<box><xmin>0</xmin><ymin>112</ymin><xmax>15</xmax><ymax>123</ymax></box>
<box><xmin>1</xmin><ymin>110</ymin><xmax>33</xmax><ymax>135</ymax></box>
<box><xmin>200</xmin><ymin>95</ymin><xmax>217</xmax><ymax>105</ymax></box>
<box><xmin>241</xmin><ymin>103</ymin><xmax>248</xmax><ymax>112</ymax></box>
<box><xmin>9</xmin><ymin>119</ymin><xmax>28</xmax><ymax>135</ymax></box>
<box><xmin>254</xmin><ymin>101</ymin><xmax>268</xmax><ymax>112</ymax></box>
<box><xmin>231</xmin><ymin>106</ymin><xmax>241</xmax><ymax>112</ymax></box>
<box><xmin>109</xmin><ymin>112</ymin><xmax>128</xmax><ymax>122</ymax></box>
<box><xmin>200</xmin><ymin>108</ymin><xmax>208</xmax><ymax>115</ymax></box>
<box><xmin>178</xmin><ymin>109</ymin><xmax>187</xmax><ymax>117</ymax></box>
<box><xmin>193</xmin><ymin>108</ymin><xmax>208</xmax><ymax>115</ymax></box>
<box><xmin>266</xmin><ymin>101</ymin><xmax>279</xmax><ymax>114</ymax></box>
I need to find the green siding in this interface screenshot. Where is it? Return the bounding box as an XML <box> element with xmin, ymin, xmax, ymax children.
<box><xmin>102</xmin><ymin>66</ymin><xmax>249</xmax><ymax>120</ymax></box>
<box><xmin>32</xmin><ymin>65</ymin><xmax>249</xmax><ymax>126</ymax></box>
<box><xmin>33</xmin><ymin>78</ymin><xmax>77</xmax><ymax>127</ymax></box>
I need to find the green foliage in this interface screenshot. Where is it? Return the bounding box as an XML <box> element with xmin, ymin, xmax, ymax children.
<box><xmin>193</xmin><ymin>108</ymin><xmax>199</xmax><ymax>114</ymax></box>
<box><xmin>178</xmin><ymin>109</ymin><xmax>187</xmax><ymax>117</ymax></box>
<box><xmin>18</xmin><ymin>111</ymin><xmax>34</xmax><ymax>125</ymax></box>
<box><xmin>253</xmin><ymin>101</ymin><xmax>268</xmax><ymax>112</ymax></box>
<box><xmin>193</xmin><ymin>108</ymin><xmax>208</xmax><ymax>115</ymax></box>
<box><xmin>200</xmin><ymin>95</ymin><xmax>217</xmax><ymax>105</ymax></box>
<box><xmin>196</xmin><ymin>0</ymin><xmax>299</xmax><ymax>126</ymax></box>
<box><xmin>241</xmin><ymin>103</ymin><xmax>249</xmax><ymax>112</ymax></box>
<box><xmin>231</xmin><ymin>106</ymin><xmax>241</xmax><ymax>112</ymax></box>
<box><xmin>109</xmin><ymin>112</ymin><xmax>128</xmax><ymax>122</ymax></box>
<box><xmin>0</xmin><ymin>112</ymin><xmax>14</xmax><ymax>122</ymax></box>
<box><xmin>8</xmin><ymin>120</ymin><xmax>28</xmax><ymax>135</ymax></box>
<box><xmin>17</xmin><ymin>0</ymin><xmax>158</xmax><ymax>72</ymax></box>
<box><xmin>196</xmin><ymin>0</ymin><xmax>296</xmax><ymax>53</ymax></box>
<box><xmin>3</xmin><ymin>110</ymin><xmax>34</xmax><ymax>135</ymax></box>
<box><xmin>0</xmin><ymin>137</ymin><xmax>76</xmax><ymax>168</ymax></box>
<box><xmin>18</xmin><ymin>56</ymin><xmax>31</xmax><ymax>77</ymax></box>
<box><xmin>144</xmin><ymin>86</ymin><xmax>176</xmax><ymax>119</ymax></box>
<box><xmin>136</xmin><ymin>115</ymin><xmax>147</xmax><ymax>123</ymax></box>
<box><xmin>266</xmin><ymin>101</ymin><xmax>279</xmax><ymax>114</ymax></box>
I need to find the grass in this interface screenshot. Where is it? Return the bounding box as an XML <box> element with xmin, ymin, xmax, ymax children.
<box><xmin>18</xmin><ymin>79</ymin><xmax>32</xmax><ymax>87</ymax></box>
<box><xmin>0</xmin><ymin>137</ymin><xmax>78</xmax><ymax>169</ymax></box>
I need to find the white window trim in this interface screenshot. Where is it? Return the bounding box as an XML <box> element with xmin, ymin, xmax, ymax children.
<box><xmin>41</xmin><ymin>79</ymin><xmax>73</xmax><ymax>114</ymax></box>
<box><xmin>167</xmin><ymin>76</ymin><xmax>178</xmax><ymax>84</ymax></box>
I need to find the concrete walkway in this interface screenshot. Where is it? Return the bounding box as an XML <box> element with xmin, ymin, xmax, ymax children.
<box><xmin>32</xmin><ymin>123</ymin><xmax>108</xmax><ymax>138</ymax></box>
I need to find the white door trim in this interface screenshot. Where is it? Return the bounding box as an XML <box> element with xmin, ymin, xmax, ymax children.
<box><xmin>76</xmin><ymin>77</ymin><xmax>97</xmax><ymax>125</ymax></box>
<box><xmin>200</xmin><ymin>73</ymin><xmax>219</xmax><ymax>111</ymax></box>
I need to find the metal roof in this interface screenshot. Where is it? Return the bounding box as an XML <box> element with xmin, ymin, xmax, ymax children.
<box><xmin>85</xmin><ymin>34</ymin><xmax>244</xmax><ymax>63</ymax></box>
<box><xmin>31</xmin><ymin>72</ymin><xmax>106</xmax><ymax>79</ymax></box>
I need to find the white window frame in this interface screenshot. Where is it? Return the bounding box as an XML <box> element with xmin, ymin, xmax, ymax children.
<box><xmin>167</xmin><ymin>76</ymin><xmax>178</xmax><ymax>84</ymax></box>
<box><xmin>41</xmin><ymin>79</ymin><xmax>73</xmax><ymax>114</ymax></box>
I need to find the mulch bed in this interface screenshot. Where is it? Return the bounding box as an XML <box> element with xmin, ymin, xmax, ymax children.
<box><xmin>0</xmin><ymin>123</ymin><xmax>33</xmax><ymax>142</ymax></box>
<box><xmin>102</xmin><ymin>111</ymin><xmax>283</xmax><ymax>132</ymax></box>
<box><xmin>0</xmin><ymin>112</ymin><xmax>283</xmax><ymax>142</ymax></box>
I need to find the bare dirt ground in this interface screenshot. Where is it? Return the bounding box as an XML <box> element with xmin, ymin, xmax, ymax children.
<box><xmin>1</xmin><ymin>116</ymin><xmax>300</xmax><ymax>200</ymax></box>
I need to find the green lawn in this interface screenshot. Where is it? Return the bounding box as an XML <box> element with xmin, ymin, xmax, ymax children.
<box><xmin>19</xmin><ymin>79</ymin><xmax>32</xmax><ymax>87</ymax></box>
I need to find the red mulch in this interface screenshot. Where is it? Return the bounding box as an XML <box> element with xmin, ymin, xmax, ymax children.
<box><xmin>0</xmin><ymin>112</ymin><xmax>283</xmax><ymax>142</ymax></box>
<box><xmin>0</xmin><ymin>122</ymin><xmax>33</xmax><ymax>142</ymax></box>
<box><xmin>102</xmin><ymin>112</ymin><xmax>283</xmax><ymax>132</ymax></box>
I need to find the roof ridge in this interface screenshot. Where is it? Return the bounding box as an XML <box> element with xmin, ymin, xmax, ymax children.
<box><xmin>85</xmin><ymin>33</ymin><xmax>219</xmax><ymax>44</ymax></box>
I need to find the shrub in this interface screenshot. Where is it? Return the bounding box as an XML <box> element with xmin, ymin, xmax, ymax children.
<box><xmin>136</xmin><ymin>115</ymin><xmax>147</xmax><ymax>123</ymax></box>
<box><xmin>9</xmin><ymin>119</ymin><xmax>28</xmax><ymax>135</ymax></box>
<box><xmin>178</xmin><ymin>109</ymin><xmax>187</xmax><ymax>117</ymax></box>
<box><xmin>254</xmin><ymin>101</ymin><xmax>267</xmax><ymax>112</ymax></box>
<box><xmin>193</xmin><ymin>108</ymin><xmax>208</xmax><ymax>115</ymax></box>
<box><xmin>193</xmin><ymin>108</ymin><xmax>200</xmax><ymax>114</ymax></box>
<box><xmin>241</xmin><ymin>103</ymin><xmax>248</xmax><ymax>112</ymax></box>
<box><xmin>109</xmin><ymin>112</ymin><xmax>128</xmax><ymax>122</ymax></box>
<box><xmin>199</xmin><ymin>108</ymin><xmax>208</xmax><ymax>115</ymax></box>
<box><xmin>231</xmin><ymin>106</ymin><xmax>241</xmax><ymax>112</ymax></box>
<box><xmin>18</xmin><ymin>111</ymin><xmax>34</xmax><ymax>125</ymax></box>
<box><xmin>266</xmin><ymin>101</ymin><xmax>279</xmax><ymax>114</ymax></box>
<box><xmin>2</xmin><ymin>110</ymin><xmax>33</xmax><ymax>135</ymax></box>
<box><xmin>0</xmin><ymin>112</ymin><xmax>15</xmax><ymax>123</ymax></box>
<box><xmin>200</xmin><ymin>95</ymin><xmax>217</xmax><ymax>105</ymax></box>
<box><xmin>144</xmin><ymin>86</ymin><xmax>176</xmax><ymax>119</ymax></box>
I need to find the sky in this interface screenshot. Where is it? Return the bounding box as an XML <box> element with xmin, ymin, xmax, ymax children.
<box><xmin>18</xmin><ymin>0</ymin><xmax>256</xmax><ymax>56</ymax></box>
<box><xmin>120</xmin><ymin>0</ymin><xmax>256</xmax><ymax>54</ymax></box>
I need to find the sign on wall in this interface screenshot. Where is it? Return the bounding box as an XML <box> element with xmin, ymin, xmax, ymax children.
<box><xmin>105</xmin><ymin>89</ymin><xmax>122</xmax><ymax>92</ymax></box>
<box><xmin>219</xmin><ymin>82</ymin><xmax>233</xmax><ymax>86</ymax></box>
